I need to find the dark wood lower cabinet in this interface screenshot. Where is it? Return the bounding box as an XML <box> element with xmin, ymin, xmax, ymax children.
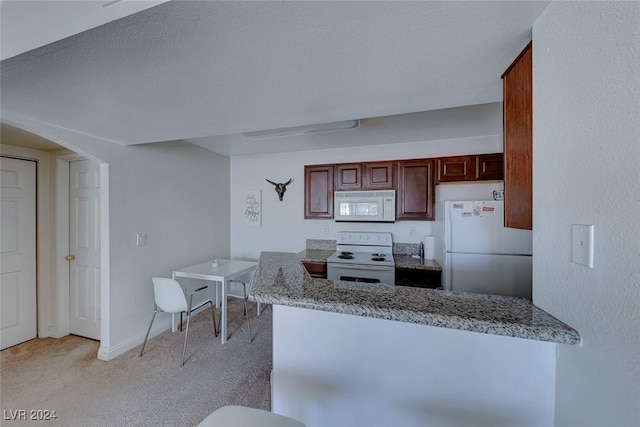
<box><xmin>395</xmin><ymin>268</ymin><xmax>441</xmax><ymax>289</ymax></box>
<box><xmin>302</xmin><ymin>261</ymin><xmax>327</xmax><ymax>279</ymax></box>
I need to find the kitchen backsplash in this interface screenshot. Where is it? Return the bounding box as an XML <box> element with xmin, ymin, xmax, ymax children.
<box><xmin>306</xmin><ymin>239</ymin><xmax>337</xmax><ymax>251</ymax></box>
<box><xmin>393</xmin><ymin>243</ymin><xmax>420</xmax><ymax>256</ymax></box>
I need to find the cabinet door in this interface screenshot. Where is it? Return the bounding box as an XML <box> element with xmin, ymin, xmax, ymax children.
<box><xmin>476</xmin><ymin>154</ymin><xmax>504</xmax><ymax>181</ymax></box>
<box><xmin>436</xmin><ymin>156</ymin><xmax>476</xmax><ymax>182</ymax></box>
<box><xmin>335</xmin><ymin>163</ymin><xmax>362</xmax><ymax>190</ymax></box>
<box><xmin>304</xmin><ymin>165</ymin><xmax>334</xmax><ymax>219</ymax></box>
<box><xmin>363</xmin><ymin>161</ymin><xmax>394</xmax><ymax>189</ymax></box>
<box><xmin>502</xmin><ymin>43</ymin><xmax>532</xmax><ymax>230</ymax></box>
<box><xmin>302</xmin><ymin>261</ymin><xmax>327</xmax><ymax>279</ymax></box>
<box><xmin>397</xmin><ymin>159</ymin><xmax>435</xmax><ymax>220</ymax></box>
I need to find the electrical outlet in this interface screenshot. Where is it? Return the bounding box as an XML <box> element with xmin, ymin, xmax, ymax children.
<box><xmin>571</xmin><ymin>224</ymin><xmax>594</xmax><ymax>268</ymax></box>
<box><xmin>410</xmin><ymin>226</ymin><xmax>416</xmax><ymax>236</ymax></box>
<box><xmin>323</xmin><ymin>225</ymin><xmax>330</xmax><ymax>235</ymax></box>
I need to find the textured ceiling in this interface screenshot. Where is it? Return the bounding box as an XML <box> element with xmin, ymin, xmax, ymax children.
<box><xmin>0</xmin><ymin>123</ymin><xmax>65</xmax><ymax>152</ymax></box>
<box><xmin>0</xmin><ymin>1</ymin><xmax>549</xmax><ymax>153</ymax></box>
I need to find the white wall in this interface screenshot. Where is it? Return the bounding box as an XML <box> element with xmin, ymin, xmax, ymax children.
<box><xmin>533</xmin><ymin>2</ymin><xmax>640</xmax><ymax>426</ymax></box>
<box><xmin>273</xmin><ymin>305</ymin><xmax>556</xmax><ymax>427</ymax></box>
<box><xmin>102</xmin><ymin>141</ymin><xmax>230</xmax><ymax>357</ymax></box>
<box><xmin>1</xmin><ymin>114</ymin><xmax>231</xmax><ymax>359</ymax></box>
<box><xmin>230</xmin><ymin>134</ymin><xmax>503</xmax><ymax>259</ymax></box>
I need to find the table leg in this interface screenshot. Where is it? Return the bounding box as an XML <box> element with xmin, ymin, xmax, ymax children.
<box><xmin>221</xmin><ymin>279</ymin><xmax>227</xmax><ymax>344</ymax></box>
<box><xmin>171</xmin><ymin>272</ymin><xmax>178</xmax><ymax>332</ymax></box>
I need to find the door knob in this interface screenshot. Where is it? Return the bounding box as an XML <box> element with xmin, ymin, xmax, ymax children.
<box><xmin>65</xmin><ymin>254</ymin><xmax>76</xmax><ymax>261</ymax></box>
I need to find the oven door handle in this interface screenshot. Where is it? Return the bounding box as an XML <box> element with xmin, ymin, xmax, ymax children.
<box><xmin>327</xmin><ymin>263</ymin><xmax>394</xmax><ymax>271</ymax></box>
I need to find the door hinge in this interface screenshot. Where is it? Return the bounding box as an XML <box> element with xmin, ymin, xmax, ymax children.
<box><xmin>65</xmin><ymin>254</ymin><xmax>76</xmax><ymax>261</ymax></box>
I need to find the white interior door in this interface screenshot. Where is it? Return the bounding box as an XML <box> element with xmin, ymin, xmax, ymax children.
<box><xmin>69</xmin><ymin>159</ymin><xmax>101</xmax><ymax>340</ymax></box>
<box><xmin>1</xmin><ymin>157</ymin><xmax>37</xmax><ymax>350</ymax></box>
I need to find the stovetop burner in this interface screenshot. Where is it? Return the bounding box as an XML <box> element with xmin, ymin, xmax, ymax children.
<box><xmin>327</xmin><ymin>231</ymin><xmax>395</xmax><ymax>267</ymax></box>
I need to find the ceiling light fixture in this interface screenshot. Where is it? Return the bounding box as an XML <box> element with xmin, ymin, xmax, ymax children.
<box><xmin>242</xmin><ymin>119</ymin><xmax>360</xmax><ymax>139</ymax></box>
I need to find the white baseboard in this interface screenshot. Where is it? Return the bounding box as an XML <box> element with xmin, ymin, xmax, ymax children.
<box><xmin>97</xmin><ymin>318</ymin><xmax>171</xmax><ymax>361</ymax></box>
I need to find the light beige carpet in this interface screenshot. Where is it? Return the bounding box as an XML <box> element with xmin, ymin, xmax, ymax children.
<box><xmin>1</xmin><ymin>299</ymin><xmax>272</xmax><ymax>426</ymax></box>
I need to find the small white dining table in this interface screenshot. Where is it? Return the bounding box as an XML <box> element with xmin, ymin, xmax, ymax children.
<box><xmin>172</xmin><ymin>259</ymin><xmax>257</xmax><ymax>344</ymax></box>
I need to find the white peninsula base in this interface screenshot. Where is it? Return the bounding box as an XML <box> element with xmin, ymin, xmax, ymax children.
<box><xmin>272</xmin><ymin>305</ymin><xmax>556</xmax><ymax>427</ymax></box>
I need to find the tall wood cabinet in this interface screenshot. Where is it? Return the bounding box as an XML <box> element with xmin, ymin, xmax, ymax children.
<box><xmin>502</xmin><ymin>42</ymin><xmax>533</xmax><ymax>230</ymax></box>
<box><xmin>396</xmin><ymin>159</ymin><xmax>435</xmax><ymax>221</ymax></box>
<box><xmin>304</xmin><ymin>165</ymin><xmax>334</xmax><ymax>219</ymax></box>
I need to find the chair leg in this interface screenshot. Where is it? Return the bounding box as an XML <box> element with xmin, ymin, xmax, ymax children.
<box><xmin>181</xmin><ymin>310</ymin><xmax>191</xmax><ymax>366</ymax></box>
<box><xmin>242</xmin><ymin>283</ymin><xmax>252</xmax><ymax>342</ymax></box>
<box><xmin>208</xmin><ymin>301</ymin><xmax>218</xmax><ymax>337</ymax></box>
<box><xmin>139</xmin><ymin>307</ymin><xmax>158</xmax><ymax>357</ymax></box>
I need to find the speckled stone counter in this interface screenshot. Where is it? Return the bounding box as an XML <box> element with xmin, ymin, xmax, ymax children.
<box><xmin>297</xmin><ymin>249</ymin><xmax>333</xmax><ymax>263</ymax></box>
<box><xmin>394</xmin><ymin>254</ymin><xmax>442</xmax><ymax>271</ymax></box>
<box><xmin>249</xmin><ymin>251</ymin><xmax>580</xmax><ymax>345</ymax></box>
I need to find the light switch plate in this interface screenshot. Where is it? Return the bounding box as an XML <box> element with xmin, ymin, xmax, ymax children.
<box><xmin>571</xmin><ymin>224</ymin><xmax>594</xmax><ymax>268</ymax></box>
<box><xmin>136</xmin><ymin>233</ymin><xmax>147</xmax><ymax>247</ymax></box>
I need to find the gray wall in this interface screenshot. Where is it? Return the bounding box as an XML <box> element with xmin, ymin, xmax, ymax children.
<box><xmin>533</xmin><ymin>2</ymin><xmax>640</xmax><ymax>425</ymax></box>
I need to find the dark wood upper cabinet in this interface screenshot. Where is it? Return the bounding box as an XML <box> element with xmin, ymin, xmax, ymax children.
<box><xmin>305</xmin><ymin>152</ymin><xmax>501</xmax><ymax>221</ymax></box>
<box><xmin>436</xmin><ymin>154</ymin><xmax>504</xmax><ymax>183</ymax></box>
<box><xmin>363</xmin><ymin>161</ymin><xmax>394</xmax><ymax>189</ymax></box>
<box><xmin>502</xmin><ymin>42</ymin><xmax>532</xmax><ymax>230</ymax></box>
<box><xmin>335</xmin><ymin>163</ymin><xmax>362</xmax><ymax>190</ymax></box>
<box><xmin>437</xmin><ymin>156</ymin><xmax>476</xmax><ymax>182</ymax></box>
<box><xmin>396</xmin><ymin>159</ymin><xmax>435</xmax><ymax>221</ymax></box>
<box><xmin>476</xmin><ymin>154</ymin><xmax>504</xmax><ymax>181</ymax></box>
<box><xmin>304</xmin><ymin>164</ymin><xmax>334</xmax><ymax>219</ymax></box>
<box><xmin>334</xmin><ymin>161</ymin><xmax>394</xmax><ymax>190</ymax></box>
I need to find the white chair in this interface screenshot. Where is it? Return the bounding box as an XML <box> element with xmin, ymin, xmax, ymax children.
<box><xmin>227</xmin><ymin>270</ymin><xmax>255</xmax><ymax>342</ymax></box>
<box><xmin>197</xmin><ymin>405</ymin><xmax>306</xmax><ymax>427</ymax></box>
<box><xmin>139</xmin><ymin>277</ymin><xmax>217</xmax><ymax>366</ymax></box>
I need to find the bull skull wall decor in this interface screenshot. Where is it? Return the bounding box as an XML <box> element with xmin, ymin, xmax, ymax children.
<box><xmin>266</xmin><ymin>178</ymin><xmax>293</xmax><ymax>201</ymax></box>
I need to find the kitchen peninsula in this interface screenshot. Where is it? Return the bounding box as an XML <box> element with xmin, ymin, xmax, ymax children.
<box><xmin>249</xmin><ymin>252</ymin><xmax>579</xmax><ymax>427</ymax></box>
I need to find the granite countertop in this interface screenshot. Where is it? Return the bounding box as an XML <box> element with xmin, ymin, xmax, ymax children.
<box><xmin>298</xmin><ymin>249</ymin><xmax>442</xmax><ymax>271</ymax></box>
<box><xmin>297</xmin><ymin>249</ymin><xmax>334</xmax><ymax>263</ymax></box>
<box><xmin>249</xmin><ymin>251</ymin><xmax>581</xmax><ymax>345</ymax></box>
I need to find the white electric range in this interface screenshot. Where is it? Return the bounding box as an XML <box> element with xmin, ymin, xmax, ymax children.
<box><xmin>326</xmin><ymin>231</ymin><xmax>395</xmax><ymax>285</ymax></box>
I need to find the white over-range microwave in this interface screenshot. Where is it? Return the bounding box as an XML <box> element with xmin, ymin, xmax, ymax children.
<box><xmin>334</xmin><ymin>190</ymin><xmax>396</xmax><ymax>222</ymax></box>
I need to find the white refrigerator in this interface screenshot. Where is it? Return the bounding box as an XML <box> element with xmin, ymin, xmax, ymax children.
<box><xmin>434</xmin><ymin>201</ymin><xmax>532</xmax><ymax>299</ymax></box>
